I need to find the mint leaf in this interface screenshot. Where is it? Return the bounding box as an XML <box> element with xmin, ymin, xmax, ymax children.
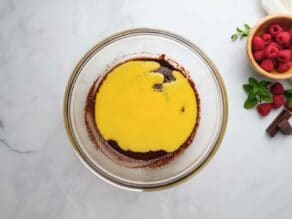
<box><xmin>248</xmin><ymin>77</ymin><xmax>258</xmax><ymax>86</ymax></box>
<box><xmin>244</xmin><ymin>24</ymin><xmax>251</xmax><ymax>30</ymax></box>
<box><xmin>231</xmin><ymin>34</ymin><xmax>238</xmax><ymax>41</ymax></box>
<box><xmin>236</xmin><ymin>27</ymin><xmax>243</xmax><ymax>32</ymax></box>
<box><xmin>261</xmin><ymin>95</ymin><xmax>273</xmax><ymax>103</ymax></box>
<box><xmin>249</xmin><ymin>89</ymin><xmax>257</xmax><ymax>99</ymax></box>
<box><xmin>288</xmin><ymin>99</ymin><xmax>292</xmax><ymax>108</ymax></box>
<box><xmin>259</xmin><ymin>80</ymin><xmax>271</xmax><ymax>87</ymax></box>
<box><xmin>285</xmin><ymin>90</ymin><xmax>292</xmax><ymax>108</ymax></box>
<box><xmin>253</xmin><ymin>86</ymin><xmax>258</xmax><ymax>93</ymax></box>
<box><xmin>284</xmin><ymin>90</ymin><xmax>292</xmax><ymax>99</ymax></box>
<box><xmin>231</xmin><ymin>24</ymin><xmax>251</xmax><ymax>41</ymax></box>
<box><xmin>243</xmin><ymin>84</ymin><xmax>252</xmax><ymax>93</ymax></box>
<box><xmin>242</xmin><ymin>77</ymin><xmax>273</xmax><ymax>110</ymax></box>
<box><xmin>257</xmin><ymin>88</ymin><xmax>270</xmax><ymax>97</ymax></box>
<box><xmin>244</xmin><ymin>97</ymin><xmax>258</xmax><ymax>109</ymax></box>
<box><xmin>241</xmin><ymin>33</ymin><xmax>248</xmax><ymax>39</ymax></box>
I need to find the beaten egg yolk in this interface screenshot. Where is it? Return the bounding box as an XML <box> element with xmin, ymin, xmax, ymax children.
<box><xmin>95</xmin><ymin>60</ymin><xmax>198</xmax><ymax>153</ymax></box>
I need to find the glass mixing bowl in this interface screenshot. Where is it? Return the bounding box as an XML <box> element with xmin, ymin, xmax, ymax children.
<box><xmin>63</xmin><ymin>28</ymin><xmax>228</xmax><ymax>191</ymax></box>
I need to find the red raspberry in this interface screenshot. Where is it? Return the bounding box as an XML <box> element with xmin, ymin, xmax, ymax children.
<box><xmin>283</xmin><ymin>43</ymin><xmax>290</xmax><ymax>49</ymax></box>
<box><xmin>253</xmin><ymin>50</ymin><xmax>265</xmax><ymax>61</ymax></box>
<box><xmin>252</xmin><ymin>36</ymin><xmax>265</xmax><ymax>51</ymax></box>
<box><xmin>268</xmin><ymin>42</ymin><xmax>283</xmax><ymax>50</ymax></box>
<box><xmin>277</xmin><ymin>49</ymin><xmax>291</xmax><ymax>62</ymax></box>
<box><xmin>268</xmin><ymin>24</ymin><xmax>283</xmax><ymax>37</ymax></box>
<box><xmin>270</xmin><ymin>82</ymin><xmax>284</xmax><ymax>95</ymax></box>
<box><xmin>272</xmin><ymin>95</ymin><xmax>285</xmax><ymax>108</ymax></box>
<box><xmin>276</xmin><ymin>32</ymin><xmax>291</xmax><ymax>45</ymax></box>
<box><xmin>257</xmin><ymin>103</ymin><xmax>273</xmax><ymax>116</ymax></box>
<box><xmin>260</xmin><ymin>59</ymin><xmax>274</xmax><ymax>72</ymax></box>
<box><xmin>284</xmin><ymin>100</ymin><xmax>292</xmax><ymax>112</ymax></box>
<box><xmin>277</xmin><ymin>62</ymin><xmax>291</xmax><ymax>73</ymax></box>
<box><xmin>271</xmin><ymin>58</ymin><xmax>278</xmax><ymax>67</ymax></box>
<box><xmin>290</xmin><ymin>30</ymin><xmax>292</xmax><ymax>39</ymax></box>
<box><xmin>261</xmin><ymin>33</ymin><xmax>272</xmax><ymax>45</ymax></box>
<box><xmin>265</xmin><ymin>44</ymin><xmax>279</xmax><ymax>58</ymax></box>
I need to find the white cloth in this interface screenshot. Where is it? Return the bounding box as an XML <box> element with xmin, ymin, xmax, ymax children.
<box><xmin>261</xmin><ymin>0</ymin><xmax>292</xmax><ymax>15</ymax></box>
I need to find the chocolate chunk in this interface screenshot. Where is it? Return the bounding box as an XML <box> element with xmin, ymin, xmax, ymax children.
<box><xmin>266</xmin><ymin>109</ymin><xmax>291</xmax><ymax>137</ymax></box>
<box><xmin>153</xmin><ymin>83</ymin><xmax>163</xmax><ymax>91</ymax></box>
<box><xmin>278</xmin><ymin>120</ymin><xmax>292</xmax><ymax>135</ymax></box>
<box><xmin>181</xmin><ymin>106</ymin><xmax>185</xmax><ymax>112</ymax></box>
<box><xmin>154</xmin><ymin>66</ymin><xmax>175</xmax><ymax>83</ymax></box>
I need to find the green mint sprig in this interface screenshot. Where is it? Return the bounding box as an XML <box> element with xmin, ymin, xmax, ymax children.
<box><xmin>243</xmin><ymin>77</ymin><xmax>272</xmax><ymax>109</ymax></box>
<box><xmin>284</xmin><ymin>89</ymin><xmax>292</xmax><ymax>107</ymax></box>
<box><xmin>231</xmin><ymin>24</ymin><xmax>251</xmax><ymax>41</ymax></box>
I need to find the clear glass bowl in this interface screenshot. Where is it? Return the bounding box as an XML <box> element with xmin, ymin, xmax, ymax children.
<box><xmin>63</xmin><ymin>29</ymin><xmax>228</xmax><ymax>191</ymax></box>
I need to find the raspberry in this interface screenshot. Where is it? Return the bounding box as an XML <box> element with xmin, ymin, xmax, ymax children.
<box><xmin>265</xmin><ymin>44</ymin><xmax>279</xmax><ymax>58</ymax></box>
<box><xmin>277</xmin><ymin>49</ymin><xmax>291</xmax><ymax>62</ymax></box>
<box><xmin>276</xmin><ymin>32</ymin><xmax>291</xmax><ymax>45</ymax></box>
<box><xmin>290</xmin><ymin>30</ymin><xmax>292</xmax><ymax>39</ymax></box>
<box><xmin>283</xmin><ymin>43</ymin><xmax>290</xmax><ymax>49</ymax></box>
<box><xmin>260</xmin><ymin>59</ymin><xmax>274</xmax><ymax>72</ymax></box>
<box><xmin>257</xmin><ymin>103</ymin><xmax>273</xmax><ymax>116</ymax></box>
<box><xmin>277</xmin><ymin>62</ymin><xmax>291</xmax><ymax>73</ymax></box>
<box><xmin>253</xmin><ymin>50</ymin><xmax>265</xmax><ymax>61</ymax></box>
<box><xmin>261</xmin><ymin>33</ymin><xmax>272</xmax><ymax>45</ymax></box>
<box><xmin>268</xmin><ymin>42</ymin><xmax>283</xmax><ymax>50</ymax></box>
<box><xmin>270</xmin><ymin>82</ymin><xmax>284</xmax><ymax>95</ymax></box>
<box><xmin>271</xmin><ymin>58</ymin><xmax>278</xmax><ymax>68</ymax></box>
<box><xmin>252</xmin><ymin>36</ymin><xmax>265</xmax><ymax>51</ymax></box>
<box><xmin>272</xmin><ymin>95</ymin><xmax>285</xmax><ymax>108</ymax></box>
<box><xmin>284</xmin><ymin>100</ymin><xmax>292</xmax><ymax>112</ymax></box>
<box><xmin>268</xmin><ymin>24</ymin><xmax>283</xmax><ymax>37</ymax></box>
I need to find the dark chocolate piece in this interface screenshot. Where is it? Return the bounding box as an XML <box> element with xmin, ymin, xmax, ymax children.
<box><xmin>266</xmin><ymin>109</ymin><xmax>291</xmax><ymax>137</ymax></box>
<box><xmin>153</xmin><ymin>84</ymin><xmax>163</xmax><ymax>91</ymax></box>
<box><xmin>278</xmin><ymin>120</ymin><xmax>292</xmax><ymax>135</ymax></box>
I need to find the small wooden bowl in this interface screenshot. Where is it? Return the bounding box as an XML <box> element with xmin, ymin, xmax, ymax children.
<box><xmin>246</xmin><ymin>14</ymin><xmax>292</xmax><ymax>80</ymax></box>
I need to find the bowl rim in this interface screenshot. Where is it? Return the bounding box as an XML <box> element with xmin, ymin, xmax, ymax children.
<box><xmin>246</xmin><ymin>14</ymin><xmax>292</xmax><ymax>80</ymax></box>
<box><xmin>63</xmin><ymin>28</ymin><xmax>229</xmax><ymax>191</ymax></box>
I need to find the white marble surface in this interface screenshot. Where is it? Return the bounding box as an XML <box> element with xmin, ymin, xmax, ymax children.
<box><xmin>1</xmin><ymin>0</ymin><xmax>292</xmax><ymax>218</ymax></box>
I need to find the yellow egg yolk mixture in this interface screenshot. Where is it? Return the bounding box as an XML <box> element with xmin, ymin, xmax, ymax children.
<box><xmin>95</xmin><ymin>60</ymin><xmax>198</xmax><ymax>153</ymax></box>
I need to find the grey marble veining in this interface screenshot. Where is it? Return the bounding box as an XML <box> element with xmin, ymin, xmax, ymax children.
<box><xmin>1</xmin><ymin>0</ymin><xmax>292</xmax><ymax>218</ymax></box>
